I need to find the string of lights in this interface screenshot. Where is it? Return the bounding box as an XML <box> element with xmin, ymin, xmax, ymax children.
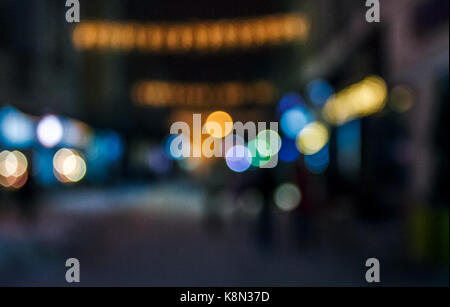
<box><xmin>72</xmin><ymin>13</ymin><xmax>309</xmax><ymax>53</ymax></box>
<box><xmin>132</xmin><ymin>80</ymin><xmax>277</xmax><ymax>107</ymax></box>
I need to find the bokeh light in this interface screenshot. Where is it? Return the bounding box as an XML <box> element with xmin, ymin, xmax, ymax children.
<box><xmin>205</xmin><ymin>111</ymin><xmax>233</xmax><ymax>138</ymax></box>
<box><xmin>37</xmin><ymin>115</ymin><xmax>64</xmax><ymax>148</ymax></box>
<box><xmin>0</xmin><ymin>150</ymin><xmax>28</xmax><ymax>178</ymax></box>
<box><xmin>280</xmin><ymin>106</ymin><xmax>313</xmax><ymax>139</ymax></box>
<box><xmin>147</xmin><ymin>146</ymin><xmax>173</xmax><ymax>175</ymax></box>
<box><xmin>337</xmin><ymin>120</ymin><xmax>361</xmax><ymax>178</ymax></box>
<box><xmin>323</xmin><ymin>76</ymin><xmax>387</xmax><ymax>125</ymax></box>
<box><xmin>274</xmin><ymin>183</ymin><xmax>302</xmax><ymax>211</ymax></box>
<box><xmin>177</xmin><ymin>158</ymin><xmax>202</xmax><ymax>172</ymax></box>
<box><xmin>304</xmin><ymin>144</ymin><xmax>329</xmax><ymax>174</ymax></box>
<box><xmin>278</xmin><ymin>137</ymin><xmax>301</xmax><ymax>162</ymax></box>
<box><xmin>0</xmin><ymin>150</ymin><xmax>29</xmax><ymax>189</ymax></box>
<box><xmin>86</xmin><ymin>131</ymin><xmax>123</xmax><ymax>163</ymax></box>
<box><xmin>389</xmin><ymin>85</ymin><xmax>415</xmax><ymax>113</ymax></box>
<box><xmin>73</xmin><ymin>14</ymin><xmax>309</xmax><ymax>53</ymax></box>
<box><xmin>307</xmin><ymin>79</ymin><xmax>334</xmax><ymax>106</ymax></box>
<box><xmin>225</xmin><ymin>145</ymin><xmax>252</xmax><ymax>173</ymax></box>
<box><xmin>83</xmin><ymin>131</ymin><xmax>123</xmax><ymax>183</ymax></box>
<box><xmin>296</xmin><ymin>121</ymin><xmax>329</xmax><ymax>155</ymax></box>
<box><xmin>101</xmin><ymin>131</ymin><xmax>123</xmax><ymax>162</ymax></box>
<box><xmin>237</xmin><ymin>188</ymin><xmax>264</xmax><ymax>216</ymax></box>
<box><xmin>222</xmin><ymin>133</ymin><xmax>245</xmax><ymax>156</ymax></box>
<box><xmin>165</xmin><ymin>134</ymin><xmax>190</xmax><ymax>160</ymax></box>
<box><xmin>33</xmin><ymin>148</ymin><xmax>57</xmax><ymax>186</ymax></box>
<box><xmin>256</xmin><ymin>129</ymin><xmax>282</xmax><ymax>157</ymax></box>
<box><xmin>133</xmin><ymin>80</ymin><xmax>275</xmax><ymax>108</ymax></box>
<box><xmin>62</xmin><ymin>119</ymin><xmax>92</xmax><ymax>149</ymax></box>
<box><xmin>0</xmin><ymin>106</ymin><xmax>34</xmax><ymax>148</ymax></box>
<box><xmin>277</xmin><ymin>93</ymin><xmax>305</xmax><ymax>115</ymax></box>
<box><xmin>247</xmin><ymin>139</ymin><xmax>271</xmax><ymax>167</ymax></box>
<box><xmin>53</xmin><ymin>148</ymin><xmax>87</xmax><ymax>183</ymax></box>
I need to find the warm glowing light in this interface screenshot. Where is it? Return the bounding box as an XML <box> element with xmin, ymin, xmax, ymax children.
<box><xmin>389</xmin><ymin>85</ymin><xmax>415</xmax><ymax>113</ymax></box>
<box><xmin>205</xmin><ymin>111</ymin><xmax>233</xmax><ymax>138</ymax></box>
<box><xmin>0</xmin><ymin>151</ymin><xmax>27</xmax><ymax>178</ymax></box>
<box><xmin>132</xmin><ymin>80</ymin><xmax>275</xmax><ymax>107</ymax></box>
<box><xmin>296</xmin><ymin>122</ymin><xmax>329</xmax><ymax>155</ymax></box>
<box><xmin>37</xmin><ymin>115</ymin><xmax>64</xmax><ymax>148</ymax></box>
<box><xmin>53</xmin><ymin>148</ymin><xmax>87</xmax><ymax>183</ymax></box>
<box><xmin>0</xmin><ymin>150</ymin><xmax>29</xmax><ymax>189</ymax></box>
<box><xmin>3</xmin><ymin>152</ymin><xmax>17</xmax><ymax>177</ymax></box>
<box><xmin>11</xmin><ymin>171</ymin><xmax>28</xmax><ymax>189</ymax></box>
<box><xmin>274</xmin><ymin>183</ymin><xmax>302</xmax><ymax>211</ymax></box>
<box><xmin>53</xmin><ymin>148</ymin><xmax>74</xmax><ymax>174</ymax></box>
<box><xmin>73</xmin><ymin>14</ymin><xmax>309</xmax><ymax>53</ymax></box>
<box><xmin>323</xmin><ymin>76</ymin><xmax>387</xmax><ymax>125</ymax></box>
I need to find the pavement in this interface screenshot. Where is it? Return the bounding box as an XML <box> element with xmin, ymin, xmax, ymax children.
<box><xmin>0</xmin><ymin>183</ymin><xmax>448</xmax><ymax>286</ymax></box>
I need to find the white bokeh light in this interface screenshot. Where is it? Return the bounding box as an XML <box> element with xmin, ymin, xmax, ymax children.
<box><xmin>274</xmin><ymin>183</ymin><xmax>302</xmax><ymax>212</ymax></box>
<box><xmin>37</xmin><ymin>115</ymin><xmax>63</xmax><ymax>148</ymax></box>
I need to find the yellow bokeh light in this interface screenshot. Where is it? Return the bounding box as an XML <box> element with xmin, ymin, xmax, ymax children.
<box><xmin>53</xmin><ymin>148</ymin><xmax>74</xmax><ymax>175</ymax></box>
<box><xmin>63</xmin><ymin>155</ymin><xmax>78</xmax><ymax>175</ymax></box>
<box><xmin>0</xmin><ymin>150</ymin><xmax>28</xmax><ymax>189</ymax></box>
<box><xmin>0</xmin><ymin>150</ymin><xmax>28</xmax><ymax>178</ymax></box>
<box><xmin>389</xmin><ymin>85</ymin><xmax>415</xmax><ymax>113</ymax></box>
<box><xmin>204</xmin><ymin>111</ymin><xmax>233</xmax><ymax>138</ymax></box>
<box><xmin>65</xmin><ymin>156</ymin><xmax>87</xmax><ymax>183</ymax></box>
<box><xmin>132</xmin><ymin>80</ymin><xmax>275</xmax><ymax>107</ymax></box>
<box><xmin>72</xmin><ymin>14</ymin><xmax>309</xmax><ymax>54</ymax></box>
<box><xmin>323</xmin><ymin>76</ymin><xmax>387</xmax><ymax>125</ymax></box>
<box><xmin>11</xmin><ymin>171</ymin><xmax>28</xmax><ymax>189</ymax></box>
<box><xmin>53</xmin><ymin>148</ymin><xmax>87</xmax><ymax>183</ymax></box>
<box><xmin>4</xmin><ymin>153</ymin><xmax>17</xmax><ymax>176</ymax></box>
<box><xmin>296</xmin><ymin>122</ymin><xmax>329</xmax><ymax>155</ymax></box>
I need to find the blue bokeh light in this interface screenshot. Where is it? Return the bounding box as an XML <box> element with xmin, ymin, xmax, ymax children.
<box><xmin>164</xmin><ymin>134</ymin><xmax>190</xmax><ymax>160</ymax></box>
<box><xmin>280</xmin><ymin>106</ymin><xmax>314</xmax><ymax>139</ymax></box>
<box><xmin>148</xmin><ymin>146</ymin><xmax>173</xmax><ymax>174</ymax></box>
<box><xmin>337</xmin><ymin>120</ymin><xmax>361</xmax><ymax>177</ymax></box>
<box><xmin>277</xmin><ymin>93</ymin><xmax>305</xmax><ymax>115</ymax></box>
<box><xmin>33</xmin><ymin>148</ymin><xmax>57</xmax><ymax>186</ymax></box>
<box><xmin>0</xmin><ymin>106</ymin><xmax>34</xmax><ymax>148</ymax></box>
<box><xmin>279</xmin><ymin>137</ymin><xmax>301</xmax><ymax>162</ymax></box>
<box><xmin>307</xmin><ymin>79</ymin><xmax>334</xmax><ymax>106</ymax></box>
<box><xmin>225</xmin><ymin>145</ymin><xmax>252</xmax><ymax>173</ymax></box>
<box><xmin>304</xmin><ymin>144</ymin><xmax>329</xmax><ymax>174</ymax></box>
